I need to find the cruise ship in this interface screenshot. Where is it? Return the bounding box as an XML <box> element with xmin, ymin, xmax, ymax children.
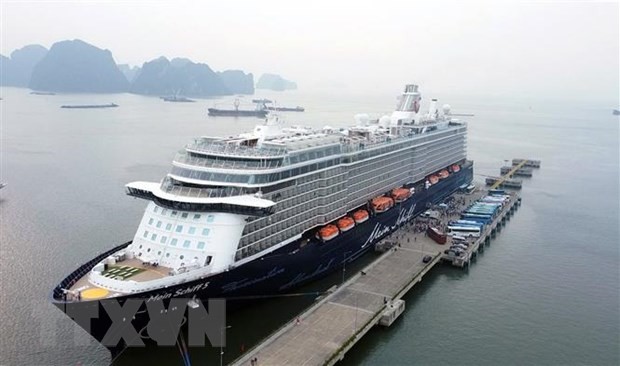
<box><xmin>51</xmin><ymin>84</ymin><xmax>473</xmax><ymax>351</ymax></box>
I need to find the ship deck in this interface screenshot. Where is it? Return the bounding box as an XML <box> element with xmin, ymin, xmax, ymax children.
<box><xmin>66</xmin><ymin>258</ymin><xmax>172</xmax><ymax>301</ymax></box>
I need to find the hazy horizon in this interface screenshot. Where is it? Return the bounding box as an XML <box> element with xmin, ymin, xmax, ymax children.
<box><xmin>1</xmin><ymin>0</ymin><xmax>618</xmax><ymax>102</ymax></box>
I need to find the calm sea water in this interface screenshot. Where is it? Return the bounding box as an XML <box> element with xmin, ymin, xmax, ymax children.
<box><xmin>0</xmin><ymin>87</ymin><xmax>618</xmax><ymax>366</ymax></box>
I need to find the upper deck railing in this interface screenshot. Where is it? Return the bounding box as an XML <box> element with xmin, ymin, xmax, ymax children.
<box><xmin>186</xmin><ymin>139</ymin><xmax>287</xmax><ymax>159</ymax></box>
<box><xmin>160</xmin><ymin>178</ymin><xmax>254</xmax><ymax>199</ymax></box>
<box><xmin>174</xmin><ymin>152</ymin><xmax>283</xmax><ymax>170</ymax></box>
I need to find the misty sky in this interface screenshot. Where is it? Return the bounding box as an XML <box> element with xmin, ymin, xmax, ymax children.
<box><xmin>1</xmin><ymin>0</ymin><xmax>618</xmax><ymax>101</ymax></box>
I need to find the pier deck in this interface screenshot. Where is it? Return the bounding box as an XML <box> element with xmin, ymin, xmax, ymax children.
<box><xmin>231</xmin><ymin>188</ymin><xmax>521</xmax><ymax>366</ymax></box>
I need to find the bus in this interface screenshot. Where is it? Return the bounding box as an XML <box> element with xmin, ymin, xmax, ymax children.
<box><xmin>447</xmin><ymin>225</ymin><xmax>481</xmax><ymax>238</ymax></box>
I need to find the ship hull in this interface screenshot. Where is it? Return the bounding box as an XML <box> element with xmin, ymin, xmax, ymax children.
<box><xmin>51</xmin><ymin>163</ymin><xmax>473</xmax><ymax>351</ymax></box>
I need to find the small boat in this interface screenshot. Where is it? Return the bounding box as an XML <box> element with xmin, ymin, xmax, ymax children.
<box><xmin>317</xmin><ymin>224</ymin><xmax>339</xmax><ymax>241</ymax></box>
<box><xmin>427</xmin><ymin>226</ymin><xmax>447</xmax><ymax>244</ymax></box>
<box><xmin>438</xmin><ymin>170</ymin><xmax>449</xmax><ymax>179</ymax></box>
<box><xmin>429</xmin><ymin>175</ymin><xmax>439</xmax><ymax>185</ymax></box>
<box><xmin>371</xmin><ymin>196</ymin><xmax>394</xmax><ymax>213</ymax></box>
<box><xmin>61</xmin><ymin>103</ymin><xmax>118</xmax><ymax>109</ymax></box>
<box><xmin>30</xmin><ymin>91</ymin><xmax>56</xmax><ymax>95</ymax></box>
<box><xmin>266</xmin><ymin>106</ymin><xmax>305</xmax><ymax>112</ymax></box>
<box><xmin>391</xmin><ymin>187</ymin><xmax>411</xmax><ymax>203</ymax></box>
<box><xmin>161</xmin><ymin>95</ymin><xmax>195</xmax><ymax>103</ymax></box>
<box><xmin>352</xmin><ymin>209</ymin><xmax>369</xmax><ymax>224</ymax></box>
<box><xmin>451</xmin><ymin>164</ymin><xmax>461</xmax><ymax>173</ymax></box>
<box><xmin>336</xmin><ymin>217</ymin><xmax>355</xmax><ymax>232</ymax></box>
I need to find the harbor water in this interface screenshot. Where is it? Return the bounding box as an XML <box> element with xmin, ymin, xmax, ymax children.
<box><xmin>0</xmin><ymin>87</ymin><xmax>618</xmax><ymax>365</ymax></box>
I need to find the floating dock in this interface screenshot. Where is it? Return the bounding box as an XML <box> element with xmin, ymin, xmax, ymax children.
<box><xmin>231</xmin><ymin>188</ymin><xmax>522</xmax><ymax>366</ymax></box>
<box><xmin>500</xmin><ymin>166</ymin><xmax>533</xmax><ymax>177</ymax></box>
<box><xmin>485</xmin><ymin>177</ymin><xmax>522</xmax><ymax>189</ymax></box>
<box><xmin>512</xmin><ymin>158</ymin><xmax>541</xmax><ymax>168</ymax></box>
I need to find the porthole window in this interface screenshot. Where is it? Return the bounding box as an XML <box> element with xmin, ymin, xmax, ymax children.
<box><xmin>147</xmin><ymin>248</ymin><xmax>151</xmax><ymax>253</ymax></box>
<box><xmin>180</xmin><ymin>255</ymin><xmax>184</xmax><ymax>260</ymax></box>
<box><xmin>166</xmin><ymin>253</ymin><xmax>170</xmax><ymax>257</ymax></box>
<box><xmin>139</xmin><ymin>244</ymin><xmax>143</xmax><ymax>249</ymax></box>
<box><xmin>158</xmin><ymin>251</ymin><xmax>162</xmax><ymax>255</ymax></box>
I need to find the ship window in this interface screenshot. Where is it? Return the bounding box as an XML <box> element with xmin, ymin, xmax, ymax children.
<box><xmin>151</xmin><ymin>233</ymin><xmax>157</xmax><ymax>241</ymax></box>
<box><xmin>166</xmin><ymin>223</ymin><xmax>172</xmax><ymax>230</ymax></box>
<box><xmin>180</xmin><ymin>255</ymin><xmax>185</xmax><ymax>260</ymax></box>
<box><xmin>181</xmin><ymin>212</ymin><xmax>189</xmax><ymax>218</ymax></box>
<box><xmin>148</xmin><ymin>218</ymin><xmax>154</xmax><ymax>225</ymax></box>
<box><xmin>158</xmin><ymin>251</ymin><xmax>161</xmax><ymax>255</ymax></box>
<box><xmin>207</xmin><ymin>215</ymin><xmax>214</xmax><ymax>223</ymax></box>
<box><xmin>156</xmin><ymin>221</ymin><xmax>162</xmax><ymax>228</ymax></box>
<box><xmin>176</xmin><ymin>225</ymin><xmax>183</xmax><ymax>233</ymax></box>
<box><xmin>183</xmin><ymin>240</ymin><xmax>190</xmax><ymax>248</ymax></box>
<box><xmin>160</xmin><ymin>236</ymin><xmax>167</xmax><ymax>244</ymax></box>
<box><xmin>202</xmin><ymin>228</ymin><xmax>210</xmax><ymax>236</ymax></box>
<box><xmin>139</xmin><ymin>244</ymin><xmax>143</xmax><ymax>249</ymax></box>
<box><xmin>166</xmin><ymin>253</ymin><xmax>170</xmax><ymax>257</ymax></box>
<box><xmin>193</xmin><ymin>214</ymin><xmax>201</xmax><ymax>220</ymax></box>
<box><xmin>147</xmin><ymin>248</ymin><xmax>151</xmax><ymax>253</ymax></box>
<box><xmin>197</xmin><ymin>242</ymin><xmax>205</xmax><ymax>249</ymax></box>
<box><xmin>162</xmin><ymin>209</ymin><xmax>168</xmax><ymax>215</ymax></box>
<box><xmin>189</xmin><ymin>227</ymin><xmax>196</xmax><ymax>235</ymax></box>
<box><xmin>143</xmin><ymin>230</ymin><xmax>149</xmax><ymax>238</ymax></box>
<box><xmin>172</xmin><ymin>211</ymin><xmax>178</xmax><ymax>216</ymax></box>
<box><xmin>170</xmin><ymin>238</ymin><xmax>178</xmax><ymax>246</ymax></box>
<box><xmin>206</xmin><ymin>256</ymin><xmax>212</xmax><ymax>265</ymax></box>
<box><xmin>153</xmin><ymin>206</ymin><xmax>159</xmax><ymax>213</ymax></box>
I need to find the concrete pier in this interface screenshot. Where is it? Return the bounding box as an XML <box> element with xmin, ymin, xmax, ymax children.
<box><xmin>230</xmin><ymin>190</ymin><xmax>521</xmax><ymax>366</ymax></box>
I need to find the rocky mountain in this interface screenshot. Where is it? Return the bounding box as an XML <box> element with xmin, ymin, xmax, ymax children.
<box><xmin>130</xmin><ymin>57</ymin><xmax>229</xmax><ymax>96</ymax></box>
<box><xmin>118</xmin><ymin>64</ymin><xmax>141</xmax><ymax>83</ymax></box>
<box><xmin>256</xmin><ymin>73</ymin><xmax>297</xmax><ymax>91</ymax></box>
<box><xmin>0</xmin><ymin>44</ymin><xmax>48</xmax><ymax>87</ymax></box>
<box><xmin>217</xmin><ymin>70</ymin><xmax>254</xmax><ymax>95</ymax></box>
<box><xmin>29</xmin><ymin>39</ymin><xmax>129</xmax><ymax>93</ymax></box>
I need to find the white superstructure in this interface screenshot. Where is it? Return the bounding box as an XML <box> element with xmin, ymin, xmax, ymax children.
<box><xmin>74</xmin><ymin>84</ymin><xmax>467</xmax><ymax>296</ymax></box>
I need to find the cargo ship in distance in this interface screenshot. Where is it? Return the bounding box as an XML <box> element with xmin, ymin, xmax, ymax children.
<box><xmin>51</xmin><ymin>84</ymin><xmax>474</xmax><ymax>352</ymax></box>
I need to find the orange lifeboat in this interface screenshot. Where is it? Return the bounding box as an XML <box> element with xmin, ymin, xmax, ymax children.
<box><xmin>391</xmin><ymin>187</ymin><xmax>411</xmax><ymax>203</ymax></box>
<box><xmin>337</xmin><ymin>216</ymin><xmax>355</xmax><ymax>232</ymax></box>
<box><xmin>451</xmin><ymin>164</ymin><xmax>461</xmax><ymax>173</ymax></box>
<box><xmin>371</xmin><ymin>196</ymin><xmax>394</xmax><ymax>213</ymax></box>
<box><xmin>438</xmin><ymin>169</ymin><xmax>449</xmax><ymax>179</ymax></box>
<box><xmin>353</xmin><ymin>209</ymin><xmax>369</xmax><ymax>224</ymax></box>
<box><xmin>318</xmin><ymin>224</ymin><xmax>339</xmax><ymax>241</ymax></box>
<box><xmin>429</xmin><ymin>175</ymin><xmax>439</xmax><ymax>185</ymax></box>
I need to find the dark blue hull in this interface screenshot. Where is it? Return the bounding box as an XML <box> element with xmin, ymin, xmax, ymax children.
<box><xmin>51</xmin><ymin>163</ymin><xmax>473</xmax><ymax>350</ymax></box>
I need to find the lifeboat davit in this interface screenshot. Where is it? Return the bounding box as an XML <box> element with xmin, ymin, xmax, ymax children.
<box><xmin>391</xmin><ymin>187</ymin><xmax>412</xmax><ymax>203</ymax></box>
<box><xmin>318</xmin><ymin>224</ymin><xmax>339</xmax><ymax>241</ymax></box>
<box><xmin>451</xmin><ymin>164</ymin><xmax>460</xmax><ymax>173</ymax></box>
<box><xmin>337</xmin><ymin>216</ymin><xmax>355</xmax><ymax>232</ymax></box>
<box><xmin>371</xmin><ymin>196</ymin><xmax>394</xmax><ymax>213</ymax></box>
<box><xmin>438</xmin><ymin>170</ymin><xmax>450</xmax><ymax>179</ymax></box>
<box><xmin>429</xmin><ymin>175</ymin><xmax>439</xmax><ymax>185</ymax></box>
<box><xmin>353</xmin><ymin>209</ymin><xmax>369</xmax><ymax>224</ymax></box>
